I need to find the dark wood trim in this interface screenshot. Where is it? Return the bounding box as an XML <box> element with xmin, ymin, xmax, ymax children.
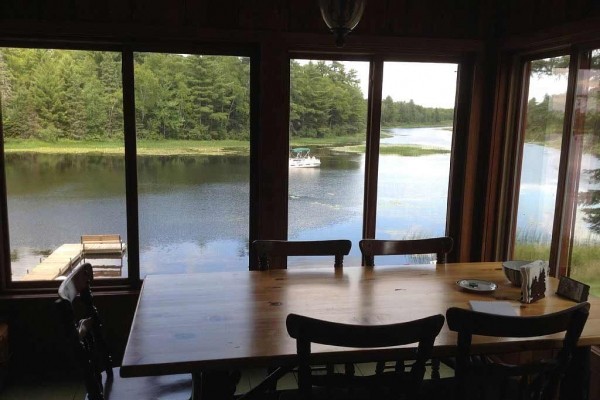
<box><xmin>361</xmin><ymin>57</ymin><xmax>383</xmax><ymax>243</ymax></box>
<box><xmin>482</xmin><ymin>50</ymin><xmax>513</xmax><ymax>261</ymax></box>
<box><xmin>0</xmin><ymin>94</ymin><xmax>9</xmax><ymax>291</ymax></box>
<box><xmin>0</xmin><ymin>287</ymin><xmax>140</xmax><ymax>300</ymax></box>
<box><xmin>250</xmin><ymin>40</ymin><xmax>290</xmax><ymax>270</ymax></box>
<box><xmin>468</xmin><ymin>1</ymin><xmax>512</xmax><ymax>262</ymax></box>
<box><xmin>0</xmin><ymin>20</ymin><xmax>483</xmax><ymax>53</ymax></box>
<box><xmin>248</xmin><ymin>47</ymin><xmax>261</xmax><ymax>270</ymax></box>
<box><xmin>0</xmin><ymin>40</ymin><xmax>123</xmax><ymax>52</ymax></box>
<box><xmin>110</xmin><ymin>43</ymin><xmax>256</xmax><ymax>58</ymax></box>
<box><xmin>502</xmin><ymin>15</ymin><xmax>600</xmax><ymax>53</ymax></box>
<box><xmin>505</xmin><ymin>59</ymin><xmax>531</xmax><ymax>260</ymax></box>
<box><xmin>122</xmin><ymin>48</ymin><xmax>140</xmax><ymax>287</ymax></box>
<box><xmin>447</xmin><ymin>55</ymin><xmax>476</xmax><ymax>262</ymax></box>
<box><xmin>286</xmin><ymin>35</ymin><xmax>482</xmax><ymax>59</ymax></box>
<box><xmin>0</xmin><ymin>38</ymin><xmax>257</xmax><ymax>58</ymax></box>
<box><xmin>469</xmin><ymin>38</ymin><xmax>504</xmax><ymax>262</ymax></box>
<box><xmin>591</xmin><ymin>345</ymin><xmax>600</xmax><ymax>396</ymax></box>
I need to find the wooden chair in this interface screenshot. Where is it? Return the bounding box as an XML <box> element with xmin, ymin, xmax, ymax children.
<box><xmin>359</xmin><ymin>237</ymin><xmax>453</xmax><ymax>267</ymax></box>
<box><xmin>446</xmin><ymin>302</ymin><xmax>590</xmax><ymax>400</ymax></box>
<box><xmin>252</xmin><ymin>239</ymin><xmax>352</xmax><ymax>270</ymax></box>
<box><xmin>252</xmin><ymin>239</ymin><xmax>353</xmax><ymax>387</ymax></box>
<box><xmin>285</xmin><ymin>313</ymin><xmax>445</xmax><ymax>400</ymax></box>
<box><xmin>358</xmin><ymin>237</ymin><xmax>453</xmax><ymax>379</ymax></box>
<box><xmin>56</xmin><ymin>263</ymin><xmax>192</xmax><ymax>400</ymax></box>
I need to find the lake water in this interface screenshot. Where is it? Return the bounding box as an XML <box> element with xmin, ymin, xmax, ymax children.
<box><xmin>6</xmin><ymin>127</ymin><xmax>600</xmax><ymax>279</ymax></box>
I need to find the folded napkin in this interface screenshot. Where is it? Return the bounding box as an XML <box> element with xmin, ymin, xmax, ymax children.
<box><xmin>520</xmin><ymin>260</ymin><xmax>549</xmax><ymax>304</ymax></box>
<box><xmin>469</xmin><ymin>301</ymin><xmax>517</xmax><ymax>316</ymax></box>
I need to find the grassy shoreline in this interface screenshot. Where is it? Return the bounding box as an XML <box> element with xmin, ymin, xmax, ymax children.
<box><xmin>3</xmin><ymin>133</ymin><xmax>450</xmax><ymax>157</ymax></box>
<box><xmin>3</xmin><ymin>139</ymin><xmax>251</xmax><ymax>156</ymax></box>
<box><xmin>333</xmin><ymin>144</ymin><xmax>449</xmax><ymax>156</ymax></box>
<box><xmin>3</xmin><ymin>123</ymin><xmax>456</xmax><ymax>156</ymax></box>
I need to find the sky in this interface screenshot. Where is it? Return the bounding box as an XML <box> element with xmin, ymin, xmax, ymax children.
<box><xmin>298</xmin><ymin>60</ymin><xmax>459</xmax><ymax>109</ymax></box>
<box><xmin>527</xmin><ymin>68</ymin><xmax>569</xmax><ymax>101</ymax></box>
<box><xmin>298</xmin><ymin>59</ymin><xmax>570</xmax><ymax>109</ymax></box>
<box><xmin>345</xmin><ymin>61</ymin><xmax>571</xmax><ymax>108</ymax></box>
<box><xmin>345</xmin><ymin>61</ymin><xmax>458</xmax><ymax>108</ymax></box>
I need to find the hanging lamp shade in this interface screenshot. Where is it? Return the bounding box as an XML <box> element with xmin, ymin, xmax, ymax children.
<box><xmin>319</xmin><ymin>0</ymin><xmax>366</xmax><ymax>47</ymax></box>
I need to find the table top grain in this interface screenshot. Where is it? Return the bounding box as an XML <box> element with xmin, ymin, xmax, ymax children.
<box><xmin>120</xmin><ymin>262</ymin><xmax>600</xmax><ymax>377</ymax></box>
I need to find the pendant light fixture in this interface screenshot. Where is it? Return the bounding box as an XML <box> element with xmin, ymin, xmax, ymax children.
<box><xmin>319</xmin><ymin>0</ymin><xmax>366</xmax><ymax>47</ymax></box>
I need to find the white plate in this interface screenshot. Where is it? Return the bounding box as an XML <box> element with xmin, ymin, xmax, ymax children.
<box><xmin>456</xmin><ymin>279</ymin><xmax>497</xmax><ymax>293</ymax></box>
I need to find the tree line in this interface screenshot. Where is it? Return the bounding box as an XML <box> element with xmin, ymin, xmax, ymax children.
<box><xmin>0</xmin><ymin>49</ymin><xmax>252</xmax><ymax>141</ymax></box>
<box><xmin>381</xmin><ymin>96</ymin><xmax>454</xmax><ymax>126</ymax></box>
<box><xmin>0</xmin><ymin>49</ymin><xmax>459</xmax><ymax>142</ymax></box>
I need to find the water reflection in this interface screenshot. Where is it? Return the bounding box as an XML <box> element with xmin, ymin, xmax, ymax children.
<box><xmin>7</xmin><ymin>127</ymin><xmax>600</xmax><ymax>279</ymax></box>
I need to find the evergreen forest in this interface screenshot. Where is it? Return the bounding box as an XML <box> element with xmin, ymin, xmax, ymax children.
<box><xmin>0</xmin><ymin>49</ymin><xmax>456</xmax><ymax>142</ymax></box>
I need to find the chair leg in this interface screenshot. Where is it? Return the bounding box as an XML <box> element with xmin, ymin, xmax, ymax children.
<box><xmin>394</xmin><ymin>360</ymin><xmax>406</xmax><ymax>373</ymax></box>
<box><xmin>266</xmin><ymin>366</ymin><xmax>278</xmax><ymax>392</ymax></box>
<box><xmin>431</xmin><ymin>358</ymin><xmax>440</xmax><ymax>380</ymax></box>
<box><xmin>326</xmin><ymin>363</ymin><xmax>335</xmax><ymax>375</ymax></box>
<box><xmin>194</xmin><ymin>370</ymin><xmax>240</xmax><ymax>400</ymax></box>
<box><xmin>344</xmin><ymin>363</ymin><xmax>355</xmax><ymax>376</ymax></box>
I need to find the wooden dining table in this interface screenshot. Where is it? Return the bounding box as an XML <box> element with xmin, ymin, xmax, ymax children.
<box><xmin>119</xmin><ymin>262</ymin><xmax>600</xmax><ymax>399</ymax></box>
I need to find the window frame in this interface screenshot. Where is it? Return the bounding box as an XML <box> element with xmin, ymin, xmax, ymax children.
<box><xmin>286</xmin><ymin>51</ymin><xmax>471</xmax><ymax>264</ymax></box>
<box><xmin>505</xmin><ymin>41</ymin><xmax>600</xmax><ymax>278</ymax></box>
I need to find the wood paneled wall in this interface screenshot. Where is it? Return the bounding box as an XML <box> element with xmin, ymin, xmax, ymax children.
<box><xmin>3</xmin><ymin>0</ymin><xmax>598</xmax><ymax>41</ymax></box>
<box><xmin>0</xmin><ymin>0</ymin><xmax>486</xmax><ymax>40</ymax></box>
<box><xmin>502</xmin><ymin>0</ymin><xmax>600</xmax><ymax>36</ymax></box>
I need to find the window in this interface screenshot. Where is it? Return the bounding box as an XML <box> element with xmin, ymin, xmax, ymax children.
<box><xmin>508</xmin><ymin>49</ymin><xmax>600</xmax><ymax>297</ymax></box>
<box><xmin>0</xmin><ymin>46</ymin><xmax>253</xmax><ymax>287</ymax></box>
<box><xmin>0</xmin><ymin>48</ymin><xmax>127</xmax><ymax>282</ymax></box>
<box><xmin>375</xmin><ymin>62</ymin><xmax>457</xmax><ymax>264</ymax></box>
<box><xmin>566</xmin><ymin>49</ymin><xmax>600</xmax><ymax>295</ymax></box>
<box><xmin>287</xmin><ymin>59</ymin><xmax>459</xmax><ymax>267</ymax></box>
<box><xmin>512</xmin><ymin>56</ymin><xmax>570</xmax><ymax>262</ymax></box>
<box><xmin>134</xmin><ymin>53</ymin><xmax>250</xmax><ymax>276</ymax></box>
<box><xmin>287</xmin><ymin>59</ymin><xmax>368</xmax><ymax>267</ymax></box>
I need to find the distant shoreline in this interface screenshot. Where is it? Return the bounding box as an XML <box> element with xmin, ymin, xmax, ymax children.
<box><xmin>3</xmin><ymin>126</ymin><xmax>453</xmax><ymax>156</ymax></box>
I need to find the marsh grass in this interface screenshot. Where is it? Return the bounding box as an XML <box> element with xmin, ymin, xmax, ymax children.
<box><xmin>4</xmin><ymin>136</ymin><xmax>451</xmax><ymax>158</ymax></box>
<box><xmin>514</xmin><ymin>227</ymin><xmax>600</xmax><ymax>296</ymax></box>
<box><xmin>290</xmin><ymin>135</ymin><xmax>365</xmax><ymax>148</ymax></box>
<box><xmin>568</xmin><ymin>243</ymin><xmax>600</xmax><ymax>296</ymax></box>
<box><xmin>334</xmin><ymin>144</ymin><xmax>449</xmax><ymax>156</ymax></box>
<box><xmin>4</xmin><ymin>138</ymin><xmax>250</xmax><ymax>155</ymax></box>
<box><xmin>375</xmin><ymin>231</ymin><xmax>440</xmax><ymax>264</ymax></box>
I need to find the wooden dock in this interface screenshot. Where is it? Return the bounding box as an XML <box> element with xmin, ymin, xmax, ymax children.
<box><xmin>21</xmin><ymin>244</ymin><xmax>83</xmax><ymax>281</ymax></box>
<box><xmin>21</xmin><ymin>238</ymin><xmax>126</xmax><ymax>281</ymax></box>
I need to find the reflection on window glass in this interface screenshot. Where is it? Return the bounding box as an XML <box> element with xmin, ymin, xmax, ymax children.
<box><xmin>134</xmin><ymin>53</ymin><xmax>250</xmax><ymax>276</ymax></box>
<box><xmin>287</xmin><ymin>60</ymin><xmax>368</xmax><ymax>267</ymax></box>
<box><xmin>514</xmin><ymin>56</ymin><xmax>570</xmax><ymax>261</ymax></box>
<box><xmin>0</xmin><ymin>48</ymin><xmax>127</xmax><ymax>281</ymax></box>
<box><xmin>376</xmin><ymin>62</ymin><xmax>457</xmax><ymax>264</ymax></box>
<box><xmin>569</xmin><ymin>49</ymin><xmax>600</xmax><ymax>296</ymax></box>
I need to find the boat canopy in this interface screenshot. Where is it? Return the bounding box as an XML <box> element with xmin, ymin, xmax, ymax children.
<box><xmin>291</xmin><ymin>147</ymin><xmax>311</xmax><ymax>153</ymax></box>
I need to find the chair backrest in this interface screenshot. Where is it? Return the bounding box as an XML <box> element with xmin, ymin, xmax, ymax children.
<box><xmin>446</xmin><ymin>302</ymin><xmax>590</xmax><ymax>400</ymax></box>
<box><xmin>252</xmin><ymin>239</ymin><xmax>352</xmax><ymax>270</ymax></box>
<box><xmin>286</xmin><ymin>313</ymin><xmax>445</xmax><ymax>399</ymax></box>
<box><xmin>359</xmin><ymin>237</ymin><xmax>453</xmax><ymax>266</ymax></box>
<box><xmin>56</xmin><ymin>263</ymin><xmax>113</xmax><ymax>400</ymax></box>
